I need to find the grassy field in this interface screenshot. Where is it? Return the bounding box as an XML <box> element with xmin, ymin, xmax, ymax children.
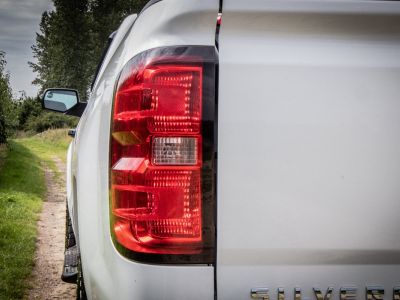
<box><xmin>0</xmin><ymin>129</ymin><xmax>71</xmax><ymax>299</ymax></box>
<box><xmin>20</xmin><ymin>129</ymin><xmax>71</xmax><ymax>183</ymax></box>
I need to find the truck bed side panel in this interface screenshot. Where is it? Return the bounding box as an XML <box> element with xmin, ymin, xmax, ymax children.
<box><xmin>218</xmin><ymin>1</ymin><xmax>400</xmax><ymax>299</ymax></box>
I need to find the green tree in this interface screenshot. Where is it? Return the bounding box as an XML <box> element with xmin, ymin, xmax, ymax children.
<box><xmin>0</xmin><ymin>51</ymin><xmax>14</xmax><ymax>144</ymax></box>
<box><xmin>30</xmin><ymin>0</ymin><xmax>92</xmax><ymax>100</ymax></box>
<box><xmin>30</xmin><ymin>11</ymin><xmax>60</xmax><ymax>91</ymax></box>
<box><xmin>17</xmin><ymin>97</ymin><xmax>43</xmax><ymax>130</ymax></box>
<box><xmin>31</xmin><ymin>0</ymin><xmax>148</xmax><ymax>101</ymax></box>
<box><xmin>87</xmin><ymin>0</ymin><xmax>148</xmax><ymax>79</ymax></box>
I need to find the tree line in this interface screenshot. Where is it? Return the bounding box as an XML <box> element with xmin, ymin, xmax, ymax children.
<box><xmin>31</xmin><ymin>0</ymin><xmax>148</xmax><ymax>101</ymax></box>
<box><xmin>0</xmin><ymin>51</ymin><xmax>77</xmax><ymax>143</ymax></box>
<box><xmin>0</xmin><ymin>51</ymin><xmax>15</xmax><ymax>143</ymax></box>
<box><xmin>0</xmin><ymin>0</ymin><xmax>148</xmax><ymax>144</ymax></box>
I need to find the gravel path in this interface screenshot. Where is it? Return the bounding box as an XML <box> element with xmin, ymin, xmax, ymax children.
<box><xmin>28</xmin><ymin>157</ymin><xmax>76</xmax><ymax>299</ymax></box>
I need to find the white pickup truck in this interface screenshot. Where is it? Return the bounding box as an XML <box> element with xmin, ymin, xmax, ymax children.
<box><xmin>41</xmin><ymin>0</ymin><xmax>400</xmax><ymax>299</ymax></box>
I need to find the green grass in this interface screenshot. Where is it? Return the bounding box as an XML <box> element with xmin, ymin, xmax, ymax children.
<box><xmin>19</xmin><ymin>129</ymin><xmax>72</xmax><ymax>184</ymax></box>
<box><xmin>26</xmin><ymin>129</ymin><xmax>71</xmax><ymax>162</ymax></box>
<box><xmin>0</xmin><ymin>129</ymin><xmax>71</xmax><ymax>299</ymax></box>
<box><xmin>0</xmin><ymin>141</ymin><xmax>44</xmax><ymax>299</ymax></box>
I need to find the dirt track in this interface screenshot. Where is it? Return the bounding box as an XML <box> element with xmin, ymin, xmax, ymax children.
<box><xmin>28</xmin><ymin>157</ymin><xmax>75</xmax><ymax>299</ymax></box>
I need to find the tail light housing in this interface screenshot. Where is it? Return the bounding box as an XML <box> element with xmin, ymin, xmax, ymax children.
<box><xmin>110</xmin><ymin>46</ymin><xmax>217</xmax><ymax>264</ymax></box>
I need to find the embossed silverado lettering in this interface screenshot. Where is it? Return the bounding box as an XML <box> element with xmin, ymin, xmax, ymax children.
<box><xmin>251</xmin><ymin>287</ymin><xmax>400</xmax><ymax>300</ymax></box>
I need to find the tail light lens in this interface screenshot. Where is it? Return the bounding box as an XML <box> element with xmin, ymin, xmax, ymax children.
<box><xmin>110</xmin><ymin>46</ymin><xmax>217</xmax><ymax>264</ymax></box>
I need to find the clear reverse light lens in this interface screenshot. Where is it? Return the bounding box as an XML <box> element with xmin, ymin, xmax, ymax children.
<box><xmin>152</xmin><ymin>137</ymin><xmax>198</xmax><ymax>165</ymax></box>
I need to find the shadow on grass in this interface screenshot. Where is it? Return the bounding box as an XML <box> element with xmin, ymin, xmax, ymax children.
<box><xmin>0</xmin><ymin>140</ymin><xmax>45</xmax><ymax>299</ymax></box>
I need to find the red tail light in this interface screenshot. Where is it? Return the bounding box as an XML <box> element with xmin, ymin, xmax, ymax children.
<box><xmin>110</xmin><ymin>46</ymin><xmax>217</xmax><ymax>263</ymax></box>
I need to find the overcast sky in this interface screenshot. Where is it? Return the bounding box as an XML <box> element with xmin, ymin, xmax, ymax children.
<box><xmin>0</xmin><ymin>0</ymin><xmax>54</xmax><ymax>98</ymax></box>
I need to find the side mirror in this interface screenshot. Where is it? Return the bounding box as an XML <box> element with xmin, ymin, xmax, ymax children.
<box><xmin>42</xmin><ymin>88</ymin><xmax>87</xmax><ymax>117</ymax></box>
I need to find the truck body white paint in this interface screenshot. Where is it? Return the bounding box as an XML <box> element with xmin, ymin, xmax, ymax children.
<box><xmin>217</xmin><ymin>1</ymin><xmax>400</xmax><ymax>299</ymax></box>
<box><xmin>64</xmin><ymin>0</ymin><xmax>400</xmax><ymax>299</ymax></box>
<box><xmin>68</xmin><ymin>1</ymin><xmax>218</xmax><ymax>299</ymax></box>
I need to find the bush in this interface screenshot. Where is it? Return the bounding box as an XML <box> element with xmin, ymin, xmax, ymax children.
<box><xmin>14</xmin><ymin>96</ymin><xmax>78</xmax><ymax>134</ymax></box>
<box><xmin>25</xmin><ymin>112</ymin><xmax>78</xmax><ymax>133</ymax></box>
<box><xmin>17</xmin><ymin>97</ymin><xmax>43</xmax><ymax>130</ymax></box>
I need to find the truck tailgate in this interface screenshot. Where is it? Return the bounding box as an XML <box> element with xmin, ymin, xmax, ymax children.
<box><xmin>217</xmin><ymin>1</ymin><xmax>400</xmax><ymax>299</ymax></box>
